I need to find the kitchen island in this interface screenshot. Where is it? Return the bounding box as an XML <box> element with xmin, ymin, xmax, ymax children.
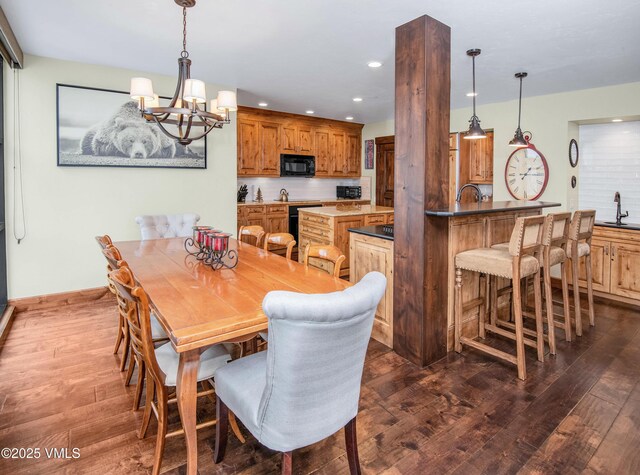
<box><xmin>298</xmin><ymin>205</ymin><xmax>394</xmax><ymax>277</ymax></box>
<box><xmin>423</xmin><ymin>200</ymin><xmax>560</xmax><ymax>351</ymax></box>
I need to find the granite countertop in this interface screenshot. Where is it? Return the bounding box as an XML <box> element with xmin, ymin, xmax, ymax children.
<box><xmin>348</xmin><ymin>224</ymin><xmax>394</xmax><ymax>241</ymax></box>
<box><xmin>425</xmin><ymin>200</ymin><xmax>561</xmax><ymax>217</ymax></box>
<box><xmin>299</xmin><ymin>205</ymin><xmax>394</xmax><ymax>217</ymax></box>
<box><xmin>595</xmin><ymin>221</ymin><xmax>640</xmax><ymax>231</ymax></box>
<box><xmin>237</xmin><ymin>199</ymin><xmax>368</xmax><ymax>207</ymax></box>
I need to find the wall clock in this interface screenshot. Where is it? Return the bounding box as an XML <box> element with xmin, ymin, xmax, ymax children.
<box><xmin>504</xmin><ymin>142</ymin><xmax>549</xmax><ymax>200</ymax></box>
<box><xmin>569</xmin><ymin>139</ymin><xmax>579</xmax><ymax>168</ymax></box>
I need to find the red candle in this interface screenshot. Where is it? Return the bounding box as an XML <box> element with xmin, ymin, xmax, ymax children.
<box><xmin>212</xmin><ymin>233</ymin><xmax>230</xmax><ymax>252</ymax></box>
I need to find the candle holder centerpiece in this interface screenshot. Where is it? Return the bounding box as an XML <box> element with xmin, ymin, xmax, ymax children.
<box><xmin>185</xmin><ymin>226</ymin><xmax>238</xmax><ymax>270</ymax></box>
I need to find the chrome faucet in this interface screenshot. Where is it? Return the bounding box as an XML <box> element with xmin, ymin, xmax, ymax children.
<box><xmin>456</xmin><ymin>183</ymin><xmax>483</xmax><ymax>203</ymax></box>
<box><xmin>614</xmin><ymin>191</ymin><xmax>629</xmax><ymax>225</ymax></box>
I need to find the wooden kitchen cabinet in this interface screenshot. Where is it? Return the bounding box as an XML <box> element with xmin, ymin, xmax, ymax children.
<box><xmin>265</xmin><ymin>204</ymin><xmax>288</xmax><ymax>234</ymax></box>
<box><xmin>313</xmin><ymin>128</ymin><xmax>330</xmax><ymax>176</ymax></box>
<box><xmin>281</xmin><ymin>122</ymin><xmax>314</xmax><ymax>154</ymax></box>
<box><xmin>237</xmin><ymin>107</ymin><xmax>363</xmax><ymax>177</ymax></box>
<box><xmin>237</xmin><ymin>117</ymin><xmax>281</xmax><ymax>176</ymax></box>
<box><xmin>610</xmin><ymin>241</ymin><xmax>640</xmax><ymax>300</ymax></box>
<box><xmin>350</xmin><ymin>232</ymin><xmax>394</xmax><ymax>347</ymax></box>
<box><xmin>461</xmin><ymin>130</ymin><xmax>494</xmax><ymax>185</ymax></box>
<box><xmin>567</xmin><ymin>226</ymin><xmax>640</xmax><ymax>303</ymax></box>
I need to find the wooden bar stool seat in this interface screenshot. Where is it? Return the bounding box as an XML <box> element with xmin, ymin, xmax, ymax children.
<box><xmin>455</xmin><ymin>215</ymin><xmax>546</xmax><ymax>380</ymax></box>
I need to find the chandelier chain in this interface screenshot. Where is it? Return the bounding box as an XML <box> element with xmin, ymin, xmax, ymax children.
<box><xmin>181</xmin><ymin>7</ymin><xmax>188</xmax><ymax>58</ymax></box>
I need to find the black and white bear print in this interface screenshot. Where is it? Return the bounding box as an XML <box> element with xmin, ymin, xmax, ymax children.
<box><xmin>80</xmin><ymin>101</ymin><xmax>176</xmax><ymax>159</ymax></box>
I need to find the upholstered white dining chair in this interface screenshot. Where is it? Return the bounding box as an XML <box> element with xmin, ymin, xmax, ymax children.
<box><xmin>213</xmin><ymin>271</ymin><xmax>387</xmax><ymax>475</ymax></box>
<box><xmin>134</xmin><ymin>213</ymin><xmax>200</xmax><ymax>240</ymax></box>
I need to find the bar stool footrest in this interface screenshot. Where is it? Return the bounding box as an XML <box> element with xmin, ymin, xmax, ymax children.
<box><xmin>459</xmin><ymin>336</ymin><xmax>518</xmax><ymax>366</ymax></box>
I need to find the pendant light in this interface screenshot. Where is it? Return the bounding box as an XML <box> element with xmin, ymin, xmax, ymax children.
<box><xmin>464</xmin><ymin>48</ymin><xmax>486</xmax><ymax>140</ymax></box>
<box><xmin>509</xmin><ymin>72</ymin><xmax>529</xmax><ymax>147</ymax></box>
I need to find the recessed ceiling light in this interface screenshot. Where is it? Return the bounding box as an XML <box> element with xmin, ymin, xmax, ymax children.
<box><xmin>258</xmin><ymin>102</ymin><xmax>268</xmax><ymax>107</ymax></box>
<box><xmin>306</xmin><ymin>110</ymin><xmax>314</xmax><ymax>114</ymax></box>
<box><xmin>345</xmin><ymin>116</ymin><xmax>354</xmax><ymax>121</ymax></box>
<box><xmin>466</xmin><ymin>92</ymin><xmax>477</xmax><ymax>97</ymax></box>
<box><xmin>368</xmin><ymin>61</ymin><xmax>382</xmax><ymax>68</ymax></box>
<box><xmin>352</xmin><ymin>97</ymin><xmax>363</xmax><ymax>102</ymax></box>
<box><xmin>612</xmin><ymin>119</ymin><xmax>623</xmax><ymax>122</ymax></box>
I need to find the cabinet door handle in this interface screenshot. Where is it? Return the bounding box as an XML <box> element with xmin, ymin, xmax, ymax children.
<box><xmin>611</xmin><ymin>246</ymin><xmax>615</xmax><ymax>258</ymax></box>
<box><xmin>604</xmin><ymin>247</ymin><xmax>608</xmax><ymax>256</ymax></box>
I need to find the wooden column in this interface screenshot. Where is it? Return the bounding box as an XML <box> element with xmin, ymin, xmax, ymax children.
<box><xmin>393</xmin><ymin>15</ymin><xmax>451</xmax><ymax>367</ymax></box>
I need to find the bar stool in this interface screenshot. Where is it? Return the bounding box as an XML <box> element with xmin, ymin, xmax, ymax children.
<box><xmin>492</xmin><ymin>212</ymin><xmax>573</xmax><ymax>350</ymax></box>
<box><xmin>567</xmin><ymin>210</ymin><xmax>596</xmax><ymax>336</ymax></box>
<box><xmin>454</xmin><ymin>215</ymin><xmax>546</xmax><ymax>380</ymax></box>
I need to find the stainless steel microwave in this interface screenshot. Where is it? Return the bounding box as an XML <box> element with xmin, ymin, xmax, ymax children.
<box><xmin>280</xmin><ymin>154</ymin><xmax>315</xmax><ymax>177</ymax></box>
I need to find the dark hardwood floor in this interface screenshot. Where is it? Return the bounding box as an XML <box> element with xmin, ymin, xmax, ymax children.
<box><xmin>0</xmin><ymin>293</ymin><xmax>638</xmax><ymax>474</ymax></box>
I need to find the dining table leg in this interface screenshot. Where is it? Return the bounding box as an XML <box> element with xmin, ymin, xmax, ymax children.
<box><xmin>177</xmin><ymin>348</ymin><xmax>201</xmax><ymax>475</ymax></box>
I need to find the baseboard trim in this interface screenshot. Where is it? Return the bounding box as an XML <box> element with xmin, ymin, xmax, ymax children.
<box><xmin>550</xmin><ymin>277</ymin><xmax>640</xmax><ymax>309</ymax></box>
<box><xmin>9</xmin><ymin>286</ymin><xmax>111</xmax><ymax>313</ymax></box>
<box><xmin>0</xmin><ymin>305</ymin><xmax>16</xmax><ymax>351</ymax></box>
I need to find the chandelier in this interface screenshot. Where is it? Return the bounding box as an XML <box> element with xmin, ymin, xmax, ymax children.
<box><xmin>129</xmin><ymin>0</ymin><xmax>236</xmax><ymax>145</ymax></box>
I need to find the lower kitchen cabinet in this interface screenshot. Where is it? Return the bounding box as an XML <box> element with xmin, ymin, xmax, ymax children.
<box><xmin>568</xmin><ymin>226</ymin><xmax>640</xmax><ymax>303</ymax></box>
<box><xmin>349</xmin><ymin>232</ymin><xmax>394</xmax><ymax>348</ymax></box>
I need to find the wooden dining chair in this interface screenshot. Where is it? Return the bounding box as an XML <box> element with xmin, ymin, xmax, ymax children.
<box><xmin>238</xmin><ymin>225</ymin><xmax>265</xmax><ymax>247</ymax></box>
<box><xmin>303</xmin><ymin>243</ymin><xmax>346</xmax><ymax>278</ymax></box>
<box><xmin>102</xmin><ymin>246</ymin><xmax>169</xmax><ymax>411</ymax></box>
<box><xmin>95</xmin><ymin>234</ymin><xmax>113</xmax><ymax>250</ymax></box>
<box><xmin>213</xmin><ymin>272</ymin><xmax>387</xmax><ymax>475</ymax></box>
<box><xmin>263</xmin><ymin>232</ymin><xmax>296</xmax><ymax>260</ymax></box>
<box><xmin>110</xmin><ymin>266</ymin><xmax>234</xmax><ymax>475</ymax></box>
<box><xmin>101</xmin><ymin>244</ymin><xmax>130</xmax><ymax>371</ymax></box>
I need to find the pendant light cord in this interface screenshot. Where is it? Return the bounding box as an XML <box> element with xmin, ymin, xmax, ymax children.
<box><xmin>13</xmin><ymin>67</ymin><xmax>26</xmax><ymax>244</ymax></box>
<box><xmin>517</xmin><ymin>76</ymin><xmax>523</xmax><ymax>129</ymax></box>
<box><xmin>471</xmin><ymin>56</ymin><xmax>477</xmax><ymax>116</ymax></box>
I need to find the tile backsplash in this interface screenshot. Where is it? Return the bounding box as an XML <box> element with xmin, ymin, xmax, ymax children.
<box><xmin>238</xmin><ymin>177</ymin><xmax>370</xmax><ymax>202</ymax></box>
<box><xmin>579</xmin><ymin>121</ymin><xmax>640</xmax><ymax>222</ymax></box>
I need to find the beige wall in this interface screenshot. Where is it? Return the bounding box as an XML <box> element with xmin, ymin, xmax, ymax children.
<box><xmin>361</xmin><ymin>119</ymin><xmax>394</xmax><ymax>204</ymax></box>
<box><xmin>3</xmin><ymin>55</ymin><xmax>237</xmax><ymax>299</ymax></box>
<box><xmin>363</xmin><ymin>81</ymin><xmax>640</xmax><ymax>210</ymax></box>
<box><xmin>452</xmin><ymin>81</ymin><xmax>640</xmax><ymax>209</ymax></box>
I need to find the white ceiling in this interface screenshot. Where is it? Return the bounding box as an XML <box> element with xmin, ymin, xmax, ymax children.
<box><xmin>2</xmin><ymin>0</ymin><xmax>640</xmax><ymax>123</ymax></box>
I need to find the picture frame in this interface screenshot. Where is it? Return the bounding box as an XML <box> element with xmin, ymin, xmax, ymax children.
<box><xmin>56</xmin><ymin>84</ymin><xmax>207</xmax><ymax>169</ymax></box>
<box><xmin>364</xmin><ymin>139</ymin><xmax>374</xmax><ymax>169</ymax></box>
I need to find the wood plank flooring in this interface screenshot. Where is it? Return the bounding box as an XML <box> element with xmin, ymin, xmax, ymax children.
<box><xmin>0</xmin><ymin>294</ymin><xmax>638</xmax><ymax>474</ymax></box>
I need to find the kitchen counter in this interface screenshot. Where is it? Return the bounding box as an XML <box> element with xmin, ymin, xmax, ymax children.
<box><xmin>237</xmin><ymin>199</ymin><xmax>368</xmax><ymax>207</ymax></box>
<box><xmin>300</xmin><ymin>204</ymin><xmax>394</xmax><ymax>217</ymax></box>
<box><xmin>348</xmin><ymin>224</ymin><xmax>394</xmax><ymax>241</ymax></box>
<box><xmin>425</xmin><ymin>200</ymin><xmax>560</xmax><ymax>217</ymax></box>
<box><xmin>595</xmin><ymin>221</ymin><xmax>640</xmax><ymax>232</ymax></box>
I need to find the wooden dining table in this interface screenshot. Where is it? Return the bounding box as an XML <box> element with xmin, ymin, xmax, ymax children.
<box><xmin>115</xmin><ymin>236</ymin><xmax>351</xmax><ymax>474</ymax></box>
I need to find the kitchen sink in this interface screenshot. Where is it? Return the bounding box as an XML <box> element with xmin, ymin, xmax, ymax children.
<box><xmin>602</xmin><ymin>221</ymin><xmax>628</xmax><ymax>225</ymax></box>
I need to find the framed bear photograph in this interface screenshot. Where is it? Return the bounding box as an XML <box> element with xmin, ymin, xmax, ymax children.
<box><xmin>56</xmin><ymin>84</ymin><xmax>207</xmax><ymax>169</ymax></box>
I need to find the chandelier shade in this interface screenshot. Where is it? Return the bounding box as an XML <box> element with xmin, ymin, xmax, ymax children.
<box><xmin>129</xmin><ymin>0</ymin><xmax>235</xmax><ymax>145</ymax></box>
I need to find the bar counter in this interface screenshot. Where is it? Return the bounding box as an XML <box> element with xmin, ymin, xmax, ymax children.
<box><xmin>425</xmin><ymin>200</ymin><xmax>560</xmax><ymax>217</ymax></box>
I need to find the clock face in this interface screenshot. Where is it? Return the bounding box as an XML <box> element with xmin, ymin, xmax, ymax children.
<box><xmin>504</xmin><ymin>144</ymin><xmax>549</xmax><ymax>200</ymax></box>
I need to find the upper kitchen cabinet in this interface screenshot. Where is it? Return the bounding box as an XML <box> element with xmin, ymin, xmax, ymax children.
<box><xmin>282</xmin><ymin>122</ymin><xmax>314</xmax><ymax>154</ymax></box>
<box><xmin>237</xmin><ymin>116</ymin><xmax>281</xmax><ymax>176</ymax></box>
<box><xmin>460</xmin><ymin>130</ymin><xmax>494</xmax><ymax>185</ymax></box>
<box><xmin>237</xmin><ymin>107</ymin><xmax>363</xmax><ymax>177</ymax></box>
